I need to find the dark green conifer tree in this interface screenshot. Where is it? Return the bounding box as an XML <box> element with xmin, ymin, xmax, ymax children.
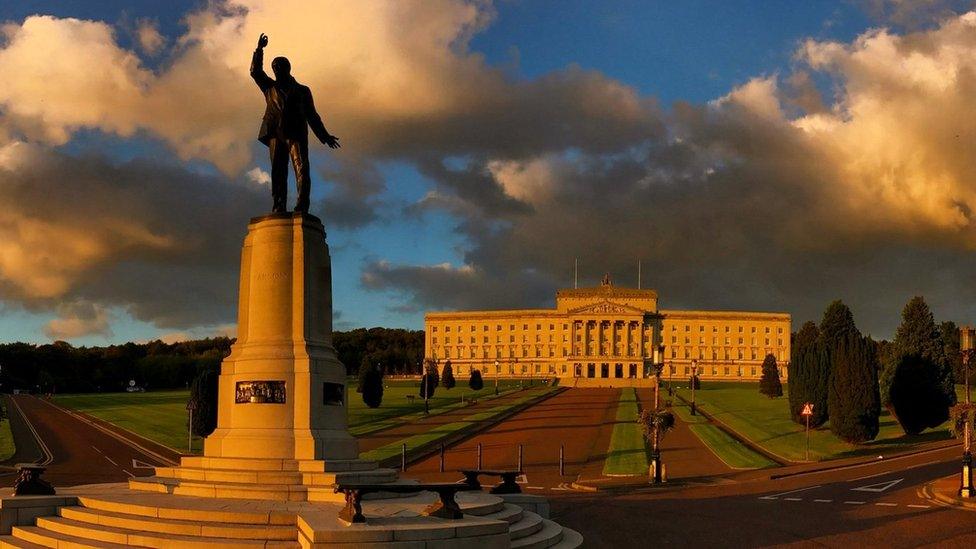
<box><xmin>759</xmin><ymin>353</ymin><xmax>783</xmax><ymax>398</ymax></box>
<box><xmin>882</xmin><ymin>297</ymin><xmax>954</xmax><ymax>434</ymax></box>
<box><xmin>788</xmin><ymin>321</ymin><xmax>829</xmax><ymax>426</ymax></box>
<box><xmin>442</xmin><ymin>361</ymin><xmax>456</xmax><ymax>390</ymax></box>
<box><xmin>822</xmin><ymin>301</ymin><xmax>880</xmax><ymax>443</ymax></box>
<box><xmin>361</xmin><ymin>364</ymin><xmax>384</xmax><ymax>409</ymax></box>
<box><xmin>469</xmin><ymin>369</ymin><xmax>484</xmax><ymax>391</ymax></box>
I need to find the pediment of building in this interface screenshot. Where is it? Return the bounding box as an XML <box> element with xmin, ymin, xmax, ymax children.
<box><xmin>568</xmin><ymin>300</ymin><xmax>647</xmax><ymax>316</ymax></box>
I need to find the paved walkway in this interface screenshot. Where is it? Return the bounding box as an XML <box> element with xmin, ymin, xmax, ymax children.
<box><xmin>406</xmin><ymin>388</ymin><xmax>621</xmax><ymax>489</ymax></box>
<box><xmin>636</xmin><ymin>387</ymin><xmax>732</xmax><ymax>479</ymax></box>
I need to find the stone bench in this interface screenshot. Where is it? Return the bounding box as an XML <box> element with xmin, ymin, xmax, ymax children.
<box><xmin>459</xmin><ymin>469</ymin><xmax>522</xmax><ymax>494</ymax></box>
<box><xmin>333</xmin><ymin>482</ymin><xmax>478</xmax><ymax>524</ymax></box>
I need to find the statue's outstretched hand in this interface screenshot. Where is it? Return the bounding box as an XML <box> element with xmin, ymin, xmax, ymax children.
<box><xmin>323</xmin><ymin>134</ymin><xmax>341</xmax><ymax>149</ymax></box>
<box><xmin>257</xmin><ymin>33</ymin><xmax>269</xmax><ymax>49</ymax></box>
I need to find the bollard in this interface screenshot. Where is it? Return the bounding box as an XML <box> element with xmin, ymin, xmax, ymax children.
<box><xmin>559</xmin><ymin>444</ymin><xmax>565</xmax><ymax>476</ymax></box>
<box><xmin>439</xmin><ymin>444</ymin><xmax>445</xmax><ymax>473</ymax></box>
<box><xmin>401</xmin><ymin>443</ymin><xmax>407</xmax><ymax>472</ymax></box>
<box><xmin>477</xmin><ymin>443</ymin><xmax>483</xmax><ymax>469</ymax></box>
<box><xmin>517</xmin><ymin>444</ymin><xmax>523</xmax><ymax>471</ymax></box>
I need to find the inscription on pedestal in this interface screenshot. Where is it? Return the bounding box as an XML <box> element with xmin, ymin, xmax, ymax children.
<box><xmin>235</xmin><ymin>380</ymin><xmax>286</xmax><ymax>403</ymax></box>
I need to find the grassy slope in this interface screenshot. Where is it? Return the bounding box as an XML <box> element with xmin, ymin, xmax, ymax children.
<box><xmin>55</xmin><ymin>390</ymin><xmax>199</xmax><ymax>452</ymax></box>
<box><xmin>676</xmin><ymin>382</ymin><xmax>963</xmax><ymax>462</ymax></box>
<box><xmin>53</xmin><ymin>379</ymin><xmax>549</xmax><ymax>454</ymax></box>
<box><xmin>602</xmin><ymin>388</ymin><xmax>649</xmax><ymax>476</ymax></box>
<box><xmin>0</xmin><ymin>399</ymin><xmax>15</xmax><ymax>461</ymax></box>
<box><xmin>671</xmin><ymin>398</ymin><xmax>776</xmax><ymax>469</ymax></box>
<box><xmin>358</xmin><ymin>386</ymin><xmax>555</xmax><ymax>463</ymax></box>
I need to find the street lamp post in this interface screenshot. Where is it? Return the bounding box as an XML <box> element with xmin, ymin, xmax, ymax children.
<box><xmin>960</xmin><ymin>344</ymin><xmax>974</xmax><ymax>498</ymax></box>
<box><xmin>494</xmin><ymin>360</ymin><xmax>500</xmax><ymax>395</ymax></box>
<box><xmin>690</xmin><ymin>359</ymin><xmax>699</xmax><ymax>416</ymax></box>
<box><xmin>667</xmin><ymin>361</ymin><xmax>673</xmax><ymax>397</ymax></box>
<box><xmin>651</xmin><ymin>344</ymin><xmax>666</xmax><ymax>484</ymax></box>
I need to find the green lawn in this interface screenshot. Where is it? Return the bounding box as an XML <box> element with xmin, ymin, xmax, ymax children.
<box><xmin>602</xmin><ymin>388</ymin><xmax>649</xmax><ymax>476</ymax></box>
<box><xmin>671</xmin><ymin>398</ymin><xmax>776</xmax><ymax>469</ymax></box>
<box><xmin>358</xmin><ymin>386</ymin><xmax>555</xmax><ymax>463</ymax></box>
<box><xmin>0</xmin><ymin>399</ymin><xmax>16</xmax><ymax>462</ymax></box>
<box><xmin>675</xmin><ymin>382</ymin><xmax>963</xmax><ymax>462</ymax></box>
<box><xmin>53</xmin><ymin>378</ymin><xmax>548</xmax><ymax>454</ymax></box>
<box><xmin>55</xmin><ymin>391</ymin><xmax>200</xmax><ymax>453</ymax></box>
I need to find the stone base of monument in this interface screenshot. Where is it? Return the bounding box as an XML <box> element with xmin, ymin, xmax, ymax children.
<box><xmin>0</xmin><ymin>482</ymin><xmax>582</xmax><ymax>548</ymax></box>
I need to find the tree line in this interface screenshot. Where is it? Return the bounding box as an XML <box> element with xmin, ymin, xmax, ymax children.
<box><xmin>788</xmin><ymin>297</ymin><xmax>960</xmax><ymax>443</ymax></box>
<box><xmin>0</xmin><ymin>327</ymin><xmax>424</xmax><ymax>395</ymax></box>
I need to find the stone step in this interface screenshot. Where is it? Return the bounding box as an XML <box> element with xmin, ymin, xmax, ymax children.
<box><xmin>154</xmin><ymin>466</ymin><xmax>305</xmax><ymax>485</ymax></box>
<box><xmin>59</xmin><ymin>506</ymin><xmax>296</xmax><ymax>541</ymax></box>
<box><xmin>10</xmin><ymin>525</ymin><xmax>129</xmax><ymax>549</ymax></box>
<box><xmin>127</xmin><ymin>476</ymin><xmax>176</xmax><ymax>494</ymax></box>
<box><xmin>480</xmin><ymin>502</ymin><xmax>524</xmax><ymax>524</ymax></box>
<box><xmin>306</xmin><ymin>478</ymin><xmax>420</xmax><ymax>504</ymax></box>
<box><xmin>33</xmin><ymin>516</ymin><xmax>300</xmax><ymax>549</ymax></box>
<box><xmin>75</xmin><ymin>495</ymin><xmax>296</xmax><ymax>526</ymax></box>
<box><xmin>551</xmin><ymin>528</ymin><xmax>584</xmax><ymax>549</ymax></box>
<box><xmin>172</xmin><ymin>480</ymin><xmax>308</xmax><ymax>502</ymax></box>
<box><xmin>510</xmin><ymin>518</ymin><xmax>565</xmax><ymax>549</ymax></box>
<box><xmin>0</xmin><ymin>535</ymin><xmax>47</xmax><ymax>549</ymax></box>
<box><xmin>508</xmin><ymin>510</ymin><xmax>544</xmax><ymax>540</ymax></box>
<box><xmin>179</xmin><ymin>457</ymin><xmax>378</xmax><ymax>473</ymax></box>
<box><xmin>302</xmin><ymin>467</ymin><xmax>399</xmax><ymax>486</ymax></box>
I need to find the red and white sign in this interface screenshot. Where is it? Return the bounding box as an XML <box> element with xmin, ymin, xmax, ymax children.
<box><xmin>801</xmin><ymin>403</ymin><xmax>814</xmax><ymax>417</ymax></box>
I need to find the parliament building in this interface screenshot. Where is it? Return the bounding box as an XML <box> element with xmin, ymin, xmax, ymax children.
<box><xmin>424</xmin><ymin>276</ymin><xmax>791</xmax><ymax>386</ymax></box>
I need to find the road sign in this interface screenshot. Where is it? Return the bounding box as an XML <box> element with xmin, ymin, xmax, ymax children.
<box><xmin>129</xmin><ymin>379</ymin><xmax>136</xmax><ymax>387</ymax></box>
<box><xmin>801</xmin><ymin>403</ymin><xmax>814</xmax><ymax>416</ymax></box>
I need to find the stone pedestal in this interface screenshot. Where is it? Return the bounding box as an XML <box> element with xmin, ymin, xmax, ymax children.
<box><xmin>204</xmin><ymin>212</ymin><xmax>357</xmax><ymax>461</ymax></box>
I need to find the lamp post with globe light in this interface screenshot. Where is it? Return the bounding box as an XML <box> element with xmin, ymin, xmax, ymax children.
<box><xmin>959</xmin><ymin>329</ymin><xmax>975</xmax><ymax>498</ymax></box>
<box><xmin>690</xmin><ymin>359</ymin><xmax>699</xmax><ymax>416</ymax></box>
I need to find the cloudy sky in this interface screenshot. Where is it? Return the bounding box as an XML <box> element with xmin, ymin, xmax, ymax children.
<box><xmin>1</xmin><ymin>0</ymin><xmax>975</xmax><ymax>345</ymax></box>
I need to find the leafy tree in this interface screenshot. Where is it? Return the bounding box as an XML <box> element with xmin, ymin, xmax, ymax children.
<box><xmin>442</xmin><ymin>360</ymin><xmax>456</xmax><ymax>390</ymax></box>
<box><xmin>821</xmin><ymin>300</ymin><xmax>879</xmax><ymax>443</ymax></box>
<box><xmin>758</xmin><ymin>353</ymin><xmax>783</xmax><ymax>398</ymax></box>
<box><xmin>881</xmin><ymin>297</ymin><xmax>954</xmax><ymax>434</ymax></box>
<box><xmin>189</xmin><ymin>362</ymin><xmax>220</xmax><ymax>437</ymax></box>
<box><xmin>938</xmin><ymin>320</ymin><xmax>962</xmax><ymax>400</ymax></box>
<box><xmin>788</xmin><ymin>322</ymin><xmax>829</xmax><ymax>427</ymax></box>
<box><xmin>469</xmin><ymin>369</ymin><xmax>484</xmax><ymax>391</ymax></box>
<box><xmin>361</xmin><ymin>363</ymin><xmax>384</xmax><ymax>409</ymax></box>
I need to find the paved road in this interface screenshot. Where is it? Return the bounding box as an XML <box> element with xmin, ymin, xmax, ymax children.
<box><xmin>5</xmin><ymin>395</ymin><xmax>176</xmax><ymax>487</ymax></box>
<box><xmin>407</xmin><ymin>388</ymin><xmax>620</xmax><ymax>488</ymax></box>
<box><xmin>550</xmin><ymin>443</ymin><xmax>976</xmax><ymax>547</ymax></box>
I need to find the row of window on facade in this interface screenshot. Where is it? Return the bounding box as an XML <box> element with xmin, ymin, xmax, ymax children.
<box><xmin>671</xmin><ymin>324</ymin><xmax>784</xmax><ymax>334</ymax></box>
<box><xmin>432</xmin><ymin>344</ymin><xmax>786</xmax><ymax>361</ymax></box>
<box><xmin>672</xmin><ymin>336</ymin><xmax>783</xmax><ymax>346</ymax></box>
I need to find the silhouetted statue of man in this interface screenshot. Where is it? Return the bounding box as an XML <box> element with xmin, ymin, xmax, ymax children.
<box><xmin>251</xmin><ymin>33</ymin><xmax>340</xmax><ymax>213</ymax></box>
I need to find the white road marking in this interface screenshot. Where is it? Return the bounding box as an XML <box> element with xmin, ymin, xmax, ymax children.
<box><xmin>763</xmin><ymin>484</ymin><xmax>824</xmax><ymax>499</ymax></box>
<box><xmin>813</xmin><ymin>499</ymin><xmax>832</xmax><ymax>503</ymax></box>
<box><xmin>843</xmin><ymin>501</ymin><xmax>866</xmax><ymax>505</ymax></box>
<box><xmin>851</xmin><ymin>469</ymin><xmax>896</xmax><ymax>482</ymax></box>
<box><xmin>131</xmin><ymin>459</ymin><xmax>155</xmax><ymax>469</ymax></box>
<box><xmin>525</xmin><ymin>486</ymin><xmax>545</xmax><ymax>489</ymax></box>
<box><xmin>122</xmin><ymin>469</ymin><xmax>135</xmax><ymax>478</ymax></box>
<box><xmin>783</xmin><ymin>497</ymin><xmax>803</xmax><ymax>501</ymax></box>
<box><xmin>516</xmin><ymin>474</ymin><xmax>528</xmax><ymax>484</ymax></box>
<box><xmin>103</xmin><ymin>456</ymin><xmax>118</xmax><ymax>467</ymax></box>
<box><xmin>8</xmin><ymin>397</ymin><xmax>54</xmax><ymax>466</ymax></box>
<box><xmin>875</xmin><ymin>502</ymin><xmax>898</xmax><ymax>507</ymax></box>
<box><xmin>91</xmin><ymin>446</ymin><xmax>102</xmax><ymax>454</ymax></box>
<box><xmin>907</xmin><ymin>504</ymin><xmax>931</xmax><ymax>509</ymax></box>
<box><xmin>852</xmin><ymin>478</ymin><xmax>903</xmax><ymax>493</ymax></box>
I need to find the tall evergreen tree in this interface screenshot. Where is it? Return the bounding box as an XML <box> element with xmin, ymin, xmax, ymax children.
<box><xmin>759</xmin><ymin>353</ymin><xmax>783</xmax><ymax>398</ymax></box>
<box><xmin>442</xmin><ymin>360</ymin><xmax>456</xmax><ymax>390</ymax></box>
<box><xmin>821</xmin><ymin>301</ymin><xmax>880</xmax><ymax>444</ymax></box>
<box><xmin>356</xmin><ymin>355</ymin><xmax>372</xmax><ymax>393</ymax></box>
<box><xmin>189</xmin><ymin>363</ymin><xmax>220</xmax><ymax>438</ymax></box>
<box><xmin>469</xmin><ymin>369</ymin><xmax>484</xmax><ymax>391</ymax></box>
<box><xmin>361</xmin><ymin>364</ymin><xmax>384</xmax><ymax>409</ymax></box>
<box><xmin>788</xmin><ymin>322</ymin><xmax>829</xmax><ymax>427</ymax></box>
<box><xmin>882</xmin><ymin>297</ymin><xmax>954</xmax><ymax>434</ymax></box>
<box><xmin>424</xmin><ymin>358</ymin><xmax>440</xmax><ymax>388</ymax></box>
